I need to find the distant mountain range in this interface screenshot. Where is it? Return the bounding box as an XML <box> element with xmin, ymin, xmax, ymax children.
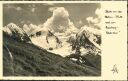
<box><xmin>3</xmin><ymin>22</ymin><xmax>101</xmax><ymax>76</ymax></box>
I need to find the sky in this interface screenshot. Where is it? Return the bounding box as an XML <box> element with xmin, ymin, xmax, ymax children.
<box><xmin>3</xmin><ymin>3</ymin><xmax>101</xmax><ymax>28</ymax></box>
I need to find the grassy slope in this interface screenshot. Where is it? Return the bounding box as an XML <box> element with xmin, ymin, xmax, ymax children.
<box><xmin>3</xmin><ymin>33</ymin><xmax>101</xmax><ymax>76</ymax></box>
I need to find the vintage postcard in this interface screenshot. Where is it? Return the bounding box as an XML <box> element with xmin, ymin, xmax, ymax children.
<box><xmin>0</xmin><ymin>1</ymin><xmax>127</xmax><ymax>80</ymax></box>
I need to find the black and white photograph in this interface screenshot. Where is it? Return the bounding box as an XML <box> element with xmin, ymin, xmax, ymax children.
<box><xmin>3</xmin><ymin>3</ymin><xmax>102</xmax><ymax>76</ymax></box>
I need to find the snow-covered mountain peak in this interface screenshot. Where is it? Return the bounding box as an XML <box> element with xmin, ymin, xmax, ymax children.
<box><xmin>80</xmin><ymin>25</ymin><xmax>101</xmax><ymax>36</ymax></box>
<box><xmin>3</xmin><ymin>23</ymin><xmax>31</xmax><ymax>42</ymax></box>
<box><xmin>4</xmin><ymin>23</ymin><xmax>24</xmax><ymax>35</ymax></box>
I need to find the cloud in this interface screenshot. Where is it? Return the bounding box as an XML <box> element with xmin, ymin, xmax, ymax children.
<box><xmin>48</xmin><ymin>7</ymin><xmax>57</xmax><ymax>12</ymax></box>
<box><xmin>95</xmin><ymin>8</ymin><xmax>102</xmax><ymax>18</ymax></box>
<box><xmin>43</xmin><ymin>3</ymin><xmax>55</xmax><ymax>6</ymax></box>
<box><xmin>31</xmin><ymin>8</ymin><xmax>35</xmax><ymax>12</ymax></box>
<box><xmin>43</xmin><ymin>7</ymin><xmax>77</xmax><ymax>33</ymax></box>
<box><xmin>86</xmin><ymin>16</ymin><xmax>99</xmax><ymax>24</ymax></box>
<box><xmin>78</xmin><ymin>20</ymin><xmax>83</xmax><ymax>25</ymax></box>
<box><xmin>86</xmin><ymin>8</ymin><xmax>102</xmax><ymax>29</ymax></box>
<box><xmin>4</xmin><ymin>5</ymin><xmax>22</xmax><ymax>11</ymax></box>
<box><xmin>86</xmin><ymin>17</ymin><xmax>93</xmax><ymax>23</ymax></box>
<box><xmin>16</xmin><ymin>7</ymin><xmax>22</xmax><ymax>11</ymax></box>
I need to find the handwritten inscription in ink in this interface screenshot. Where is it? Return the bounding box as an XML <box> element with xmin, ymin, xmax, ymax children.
<box><xmin>105</xmin><ymin>10</ymin><xmax>122</xmax><ymax>35</ymax></box>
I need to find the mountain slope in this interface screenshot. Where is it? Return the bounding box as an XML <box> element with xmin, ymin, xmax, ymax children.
<box><xmin>3</xmin><ymin>32</ymin><xmax>101</xmax><ymax>76</ymax></box>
